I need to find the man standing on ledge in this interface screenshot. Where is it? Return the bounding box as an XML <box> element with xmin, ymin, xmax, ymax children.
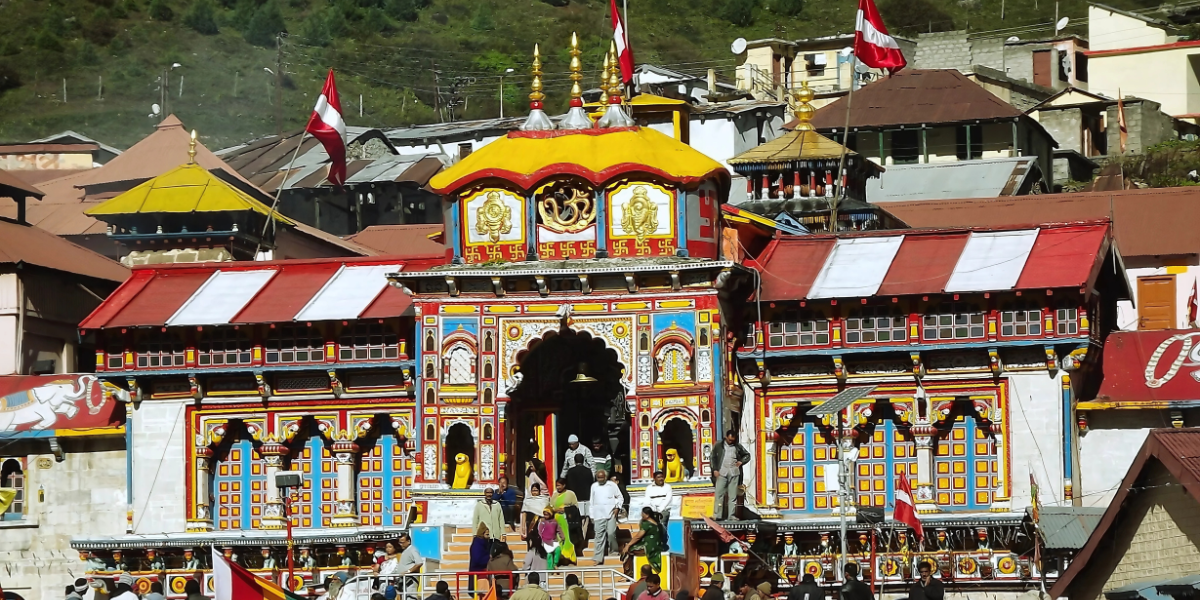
<box><xmin>710</xmin><ymin>429</ymin><xmax>750</xmax><ymax>521</ymax></box>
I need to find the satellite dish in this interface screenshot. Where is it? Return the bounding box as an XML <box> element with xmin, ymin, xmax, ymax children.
<box><xmin>1006</xmin><ymin>36</ymin><xmax>1020</xmax><ymax>42</ymax></box>
<box><xmin>1055</xmin><ymin>16</ymin><xmax>1069</xmax><ymax>32</ymax></box>
<box><xmin>854</xmin><ymin>62</ymin><xmax>870</xmax><ymax>74</ymax></box>
<box><xmin>151</xmin><ymin>103</ymin><xmax>161</xmax><ymax>116</ymax></box>
<box><xmin>731</xmin><ymin>37</ymin><xmax>748</xmax><ymax>55</ymax></box>
<box><xmin>839</xmin><ymin>46</ymin><xmax>853</xmax><ymax>57</ymax></box>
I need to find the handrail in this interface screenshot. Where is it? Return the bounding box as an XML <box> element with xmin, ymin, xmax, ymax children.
<box><xmin>339</xmin><ymin>567</ymin><xmax>635</xmax><ymax>600</ymax></box>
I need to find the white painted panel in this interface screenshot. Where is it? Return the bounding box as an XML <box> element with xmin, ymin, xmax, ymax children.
<box><xmin>945</xmin><ymin>229</ymin><xmax>1039</xmax><ymax>292</ymax></box>
<box><xmin>295</xmin><ymin>264</ymin><xmax>400</xmax><ymax>321</ymax></box>
<box><xmin>167</xmin><ymin>269</ymin><xmax>277</xmax><ymax>326</ymax></box>
<box><xmin>808</xmin><ymin>236</ymin><xmax>905</xmax><ymax>298</ymax></box>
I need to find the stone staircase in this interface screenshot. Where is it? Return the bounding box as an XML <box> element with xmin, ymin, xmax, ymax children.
<box><xmin>437</xmin><ymin>521</ymin><xmax>640</xmax><ymax>574</ymax></box>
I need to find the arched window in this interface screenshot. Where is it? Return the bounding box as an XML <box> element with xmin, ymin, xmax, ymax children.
<box><xmin>483</xmin><ymin>331</ymin><xmax>494</xmax><ymax>353</ymax></box>
<box><xmin>482</xmin><ymin>388</ymin><xmax>494</xmax><ymax>404</ymax></box>
<box><xmin>424</xmin><ymin>330</ymin><xmax>436</xmax><ymax>353</ymax></box>
<box><xmin>444</xmin><ymin>344</ymin><xmax>475</xmax><ymax>385</ymax></box>
<box><xmin>639</xmin><ymin>332</ymin><xmax>650</xmax><ymax>352</ymax></box>
<box><xmin>425</xmin><ymin>362</ymin><xmax>435</xmax><ymax>379</ymax></box>
<box><xmin>483</xmin><ymin>423</ymin><xmax>494</xmax><ymax>441</ymax></box>
<box><xmin>483</xmin><ymin>361</ymin><xmax>494</xmax><ymax>380</ymax></box>
<box><xmin>1</xmin><ymin>459</ymin><xmax>23</xmax><ymax>520</ymax></box>
<box><xmin>425</xmin><ymin>387</ymin><xmax>436</xmax><ymax>405</ymax></box>
<box><xmin>655</xmin><ymin>343</ymin><xmax>692</xmax><ymax>383</ymax></box>
<box><xmin>425</xmin><ymin>423</ymin><xmax>436</xmax><ymax>440</ymax></box>
<box><xmin>699</xmin><ymin>328</ymin><xmax>710</xmax><ymax>346</ymax></box>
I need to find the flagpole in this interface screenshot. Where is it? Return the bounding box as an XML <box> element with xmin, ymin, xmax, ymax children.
<box><xmin>831</xmin><ymin>55</ymin><xmax>856</xmax><ymax>234</ymax></box>
<box><xmin>254</xmin><ymin>130</ymin><xmax>308</xmax><ymax>259</ymax></box>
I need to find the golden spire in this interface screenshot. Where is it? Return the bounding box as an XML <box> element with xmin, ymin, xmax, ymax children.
<box><xmin>600</xmin><ymin>51</ymin><xmax>611</xmax><ymax>106</ymax></box>
<box><xmin>790</xmin><ymin>81</ymin><xmax>816</xmax><ymax>132</ymax></box>
<box><xmin>569</xmin><ymin>32</ymin><xmax>583</xmax><ymax>104</ymax></box>
<box><xmin>608</xmin><ymin>40</ymin><xmax>623</xmax><ymax>103</ymax></box>
<box><xmin>529</xmin><ymin>44</ymin><xmax>545</xmax><ymax>107</ymax></box>
<box><xmin>188</xmin><ymin>129</ymin><xmax>197</xmax><ymax>164</ymax></box>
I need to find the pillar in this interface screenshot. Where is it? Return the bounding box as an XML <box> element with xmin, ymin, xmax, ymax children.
<box><xmin>331</xmin><ymin>440</ymin><xmax>360</xmax><ymax>527</ymax></box>
<box><xmin>793</xmin><ymin>171</ymin><xmax>801</xmax><ymax>199</ymax></box>
<box><xmin>187</xmin><ymin>446</ymin><xmax>214</xmax><ymax>532</ymax></box>
<box><xmin>912</xmin><ymin>425</ymin><xmax>938</xmax><ymax>513</ymax></box>
<box><xmin>259</xmin><ymin>441</ymin><xmax>288</xmax><ymax>530</ymax></box>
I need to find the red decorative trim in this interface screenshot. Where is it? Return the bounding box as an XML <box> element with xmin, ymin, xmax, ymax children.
<box><xmin>1084</xmin><ymin>39</ymin><xmax>1200</xmax><ymax>57</ymax></box>
<box><xmin>435</xmin><ymin>163</ymin><xmax>727</xmax><ymax>196</ymax></box>
<box><xmin>508</xmin><ymin>126</ymin><xmax>638</xmax><ymax>139</ymax></box>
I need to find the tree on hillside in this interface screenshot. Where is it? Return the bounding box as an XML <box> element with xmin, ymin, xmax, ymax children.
<box><xmin>721</xmin><ymin>0</ymin><xmax>758</xmax><ymax>26</ymax></box>
<box><xmin>149</xmin><ymin>0</ymin><xmax>174</xmax><ymax>21</ymax></box>
<box><xmin>880</xmin><ymin>0</ymin><xmax>954</xmax><ymax>35</ymax></box>
<box><xmin>184</xmin><ymin>0</ymin><xmax>220</xmax><ymax>34</ymax></box>
<box><xmin>774</xmin><ymin>0</ymin><xmax>802</xmax><ymax>17</ymax></box>
<box><xmin>243</xmin><ymin>1</ymin><xmax>285</xmax><ymax>47</ymax></box>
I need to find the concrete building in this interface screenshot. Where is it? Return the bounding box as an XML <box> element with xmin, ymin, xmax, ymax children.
<box><xmin>1048</xmin><ymin>429</ymin><xmax>1200</xmax><ymax>600</ymax></box>
<box><xmin>1086</xmin><ymin>3</ymin><xmax>1200</xmax><ymax>119</ymax></box>
<box><xmin>734</xmin><ymin>35</ymin><xmax>917</xmax><ymax>101</ymax></box>
<box><xmin>913</xmin><ymin>31</ymin><xmax>1091</xmax><ymax>93</ymax></box>
<box><xmin>808</xmin><ymin>69</ymin><xmax>1057</xmax><ymax>191</ymax></box>
<box><xmin>883</xmin><ymin>186</ymin><xmax>1200</xmax><ymax>510</ymax></box>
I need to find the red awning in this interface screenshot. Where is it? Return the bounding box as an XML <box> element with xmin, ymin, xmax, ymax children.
<box><xmin>361</xmin><ymin>285</ymin><xmax>414</xmax><ymax>319</ymax></box>
<box><xmin>757</xmin><ymin>238</ymin><xmax>835</xmax><ymax>301</ymax></box>
<box><xmin>1095</xmin><ymin>330</ymin><xmax>1200</xmax><ymax>405</ymax></box>
<box><xmin>0</xmin><ymin>374</ymin><xmax>124</xmax><ymax>436</ymax></box>
<box><xmin>878</xmin><ymin>234</ymin><xmax>967</xmax><ymax>296</ymax></box>
<box><xmin>233</xmin><ymin>262</ymin><xmax>343</xmax><ymax>324</ymax></box>
<box><xmin>1015</xmin><ymin>225</ymin><xmax>1109</xmax><ymax>290</ymax></box>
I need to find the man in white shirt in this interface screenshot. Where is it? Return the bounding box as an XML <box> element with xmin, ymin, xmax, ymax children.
<box><xmin>643</xmin><ymin>470</ymin><xmax>674</xmax><ymax>523</ymax></box>
<box><xmin>561</xmin><ymin>434</ymin><xmax>594</xmax><ymax>477</ymax></box>
<box><xmin>589</xmin><ymin>468</ymin><xmax>623</xmax><ymax>565</ymax></box>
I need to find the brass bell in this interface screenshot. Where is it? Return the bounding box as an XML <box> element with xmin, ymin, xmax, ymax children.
<box><xmin>571</xmin><ymin>372</ymin><xmax>597</xmax><ymax>384</ymax></box>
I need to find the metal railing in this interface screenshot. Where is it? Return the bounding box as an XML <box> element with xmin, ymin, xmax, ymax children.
<box><xmin>339</xmin><ymin>567</ymin><xmax>634</xmax><ymax>600</ymax></box>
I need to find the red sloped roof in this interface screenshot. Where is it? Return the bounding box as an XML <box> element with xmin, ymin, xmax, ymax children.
<box><xmin>79</xmin><ymin>257</ymin><xmax>420</xmax><ymax>330</ymax></box>
<box><xmin>757</xmin><ymin>238</ymin><xmax>836</xmax><ymax>301</ymax></box>
<box><xmin>1014</xmin><ymin>224</ymin><xmax>1110</xmax><ymax>290</ymax></box>
<box><xmin>361</xmin><ymin>285</ymin><xmax>414</xmax><ymax>319</ymax></box>
<box><xmin>1094</xmin><ymin>330</ymin><xmax>1200</xmax><ymax>405</ymax></box>
<box><xmin>232</xmin><ymin>262</ymin><xmax>343</xmax><ymax>324</ymax></box>
<box><xmin>877</xmin><ymin>233</ymin><xmax>968</xmax><ymax>296</ymax></box>
<box><xmin>98</xmin><ymin>268</ymin><xmax>212</xmax><ymax>328</ymax></box>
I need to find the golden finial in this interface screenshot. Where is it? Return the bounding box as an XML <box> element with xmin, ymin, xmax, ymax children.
<box><xmin>608</xmin><ymin>40</ymin><xmax>623</xmax><ymax>103</ymax></box>
<box><xmin>529</xmin><ymin>44</ymin><xmax>545</xmax><ymax>107</ymax></box>
<box><xmin>600</xmin><ymin>51</ymin><xmax>611</xmax><ymax>106</ymax></box>
<box><xmin>569</xmin><ymin>32</ymin><xmax>583</xmax><ymax>103</ymax></box>
<box><xmin>188</xmin><ymin>129</ymin><xmax>197</xmax><ymax>164</ymax></box>
<box><xmin>790</xmin><ymin>81</ymin><xmax>816</xmax><ymax>131</ymax></box>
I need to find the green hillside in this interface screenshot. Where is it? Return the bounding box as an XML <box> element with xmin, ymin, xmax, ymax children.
<box><xmin>0</xmin><ymin>0</ymin><xmax>1161</xmax><ymax>150</ymax></box>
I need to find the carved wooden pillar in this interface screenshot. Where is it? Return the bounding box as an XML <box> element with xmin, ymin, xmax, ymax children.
<box><xmin>259</xmin><ymin>440</ymin><xmax>289</xmax><ymax>530</ymax></box>
<box><xmin>188</xmin><ymin>446</ymin><xmax>214</xmax><ymax>532</ymax></box>
<box><xmin>331</xmin><ymin>440</ymin><xmax>361</xmax><ymax>527</ymax></box>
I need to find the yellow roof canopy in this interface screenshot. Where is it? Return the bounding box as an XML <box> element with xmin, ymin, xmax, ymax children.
<box><xmin>429</xmin><ymin>126</ymin><xmax>728</xmax><ymax>195</ymax></box>
<box><xmin>728</xmin><ymin>129</ymin><xmax>855</xmax><ymax>166</ymax></box>
<box><xmin>85</xmin><ymin>163</ymin><xmax>292</xmax><ymax>223</ymax></box>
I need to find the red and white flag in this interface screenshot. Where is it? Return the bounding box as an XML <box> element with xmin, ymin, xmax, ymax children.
<box><xmin>1117</xmin><ymin>89</ymin><xmax>1129</xmax><ymax>154</ymax></box>
<box><xmin>1187</xmin><ymin>278</ymin><xmax>1198</xmax><ymax>327</ymax></box>
<box><xmin>854</xmin><ymin>0</ymin><xmax>907</xmax><ymax>73</ymax></box>
<box><xmin>306</xmin><ymin>69</ymin><xmax>347</xmax><ymax>187</ymax></box>
<box><xmin>894</xmin><ymin>471</ymin><xmax>924</xmax><ymax>541</ymax></box>
<box><xmin>610</xmin><ymin>0</ymin><xmax>634</xmax><ymax>84</ymax></box>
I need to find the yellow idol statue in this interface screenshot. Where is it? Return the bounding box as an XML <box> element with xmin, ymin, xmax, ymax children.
<box><xmin>661</xmin><ymin>448</ymin><xmax>686</xmax><ymax>482</ymax></box>
<box><xmin>452</xmin><ymin>453</ymin><xmax>473</xmax><ymax>488</ymax></box>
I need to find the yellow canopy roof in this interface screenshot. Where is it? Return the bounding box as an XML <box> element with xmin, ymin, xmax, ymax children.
<box><xmin>429</xmin><ymin>126</ymin><xmax>728</xmax><ymax>195</ymax></box>
<box><xmin>85</xmin><ymin>163</ymin><xmax>292</xmax><ymax>223</ymax></box>
<box><xmin>728</xmin><ymin>129</ymin><xmax>855</xmax><ymax>165</ymax></box>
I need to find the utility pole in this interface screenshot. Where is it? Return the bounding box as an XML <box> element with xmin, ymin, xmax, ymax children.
<box><xmin>275</xmin><ymin>34</ymin><xmax>283</xmax><ymax>136</ymax></box>
<box><xmin>432</xmin><ymin>61</ymin><xmax>442</xmax><ymax>123</ymax></box>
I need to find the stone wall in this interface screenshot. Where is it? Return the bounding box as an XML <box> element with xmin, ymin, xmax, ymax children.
<box><xmin>0</xmin><ymin>442</ymin><xmax>127</xmax><ymax>600</ymax></box>
<box><xmin>914</xmin><ymin>31</ymin><xmax>974</xmax><ymax>71</ymax></box>
<box><xmin>1106</xmin><ymin>99</ymin><xmax>1178</xmax><ymax>155</ymax></box>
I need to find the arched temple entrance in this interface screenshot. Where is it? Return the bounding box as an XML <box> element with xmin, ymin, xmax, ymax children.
<box><xmin>509</xmin><ymin>328</ymin><xmax>628</xmax><ymax>484</ymax></box>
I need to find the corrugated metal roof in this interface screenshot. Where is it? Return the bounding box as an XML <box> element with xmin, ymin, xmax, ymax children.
<box><xmin>809</xmin><ymin>70</ymin><xmax>1025</xmax><ymax>130</ymax></box>
<box><xmin>0</xmin><ymin>219</ymin><xmax>128</xmax><ymax>282</ymax></box>
<box><xmin>729</xmin><ymin>130</ymin><xmax>858</xmax><ymax>165</ymax></box>
<box><xmin>881</xmin><ymin>186</ymin><xmax>1200</xmax><ymax>259</ymax></box>
<box><xmin>1036</xmin><ymin>507</ymin><xmax>1106</xmax><ymax>550</ymax></box>
<box><xmin>866</xmin><ymin>158</ymin><xmax>1039</xmax><ymax>203</ymax></box>
<box><xmin>756</xmin><ymin>222</ymin><xmax>1111</xmax><ymax>300</ymax></box>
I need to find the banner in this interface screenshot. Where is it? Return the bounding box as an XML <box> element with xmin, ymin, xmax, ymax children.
<box><xmin>0</xmin><ymin>374</ymin><xmax>125</xmax><ymax>436</ymax></box>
